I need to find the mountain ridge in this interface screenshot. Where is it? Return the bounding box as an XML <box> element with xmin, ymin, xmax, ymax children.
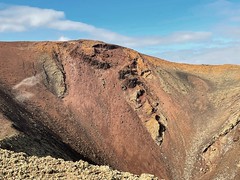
<box><xmin>0</xmin><ymin>40</ymin><xmax>239</xmax><ymax>179</ymax></box>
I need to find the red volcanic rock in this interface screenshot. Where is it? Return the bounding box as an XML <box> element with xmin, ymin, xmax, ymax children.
<box><xmin>0</xmin><ymin>40</ymin><xmax>239</xmax><ymax>179</ymax></box>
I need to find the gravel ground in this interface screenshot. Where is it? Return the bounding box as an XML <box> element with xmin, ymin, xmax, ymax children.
<box><xmin>0</xmin><ymin>148</ymin><xmax>158</xmax><ymax>180</ymax></box>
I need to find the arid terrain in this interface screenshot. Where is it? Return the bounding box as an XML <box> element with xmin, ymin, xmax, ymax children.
<box><xmin>0</xmin><ymin>40</ymin><xmax>239</xmax><ymax>179</ymax></box>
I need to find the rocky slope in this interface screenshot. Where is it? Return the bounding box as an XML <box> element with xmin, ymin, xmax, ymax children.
<box><xmin>0</xmin><ymin>40</ymin><xmax>239</xmax><ymax>179</ymax></box>
<box><xmin>0</xmin><ymin>148</ymin><xmax>156</xmax><ymax>180</ymax></box>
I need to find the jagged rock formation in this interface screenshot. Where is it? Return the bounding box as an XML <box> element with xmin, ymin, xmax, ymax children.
<box><xmin>0</xmin><ymin>40</ymin><xmax>239</xmax><ymax>179</ymax></box>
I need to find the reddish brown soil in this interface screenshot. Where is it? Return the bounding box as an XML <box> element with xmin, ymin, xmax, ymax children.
<box><xmin>0</xmin><ymin>40</ymin><xmax>239</xmax><ymax>179</ymax></box>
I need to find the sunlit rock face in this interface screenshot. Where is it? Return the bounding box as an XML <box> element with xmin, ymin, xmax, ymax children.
<box><xmin>0</xmin><ymin>40</ymin><xmax>239</xmax><ymax>180</ymax></box>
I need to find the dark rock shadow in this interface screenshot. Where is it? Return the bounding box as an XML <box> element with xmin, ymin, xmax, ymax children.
<box><xmin>0</xmin><ymin>84</ymin><xmax>95</xmax><ymax>164</ymax></box>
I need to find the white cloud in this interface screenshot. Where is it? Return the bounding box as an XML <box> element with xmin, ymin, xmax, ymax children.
<box><xmin>158</xmin><ymin>45</ymin><xmax>240</xmax><ymax>65</ymax></box>
<box><xmin>147</xmin><ymin>0</ymin><xmax>240</xmax><ymax>65</ymax></box>
<box><xmin>0</xmin><ymin>5</ymin><xmax>64</xmax><ymax>32</ymax></box>
<box><xmin>58</xmin><ymin>36</ymin><xmax>70</xmax><ymax>41</ymax></box>
<box><xmin>195</xmin><ymin>0</ymin><xmax>240</xmax><ymax>19</ymax></box>
<box><xmin>230</xmin><ymin>16</ymin><xmax>240</xmax><ymax>22</ymax></box>
<box><xmin>199</xmin><ymin>0</ymin><xmax>240</xmax><ymax>39</ymax></box>
<box><xmin>217</xmin><ymin>26</ymin><xmax>240</xmax><ymax>38</ymax></box>
<box><xmin>206</xmin><ymin>0</ymin><xmax>240</xmax><ymax>18</ymax></box>
<box><xmin>50</xmin><ymin>20</ymin><xmax>96</xmax><ymax>32</ymax></box>
<box><xmin>189</xmin><ymin>46</ymin><xmax>240</xmax><ymax>64</ymax></box>
<box><xmin>0</xmin><ymin>5</ymin><xmax>211</xmax><ymax>47</ymax></box>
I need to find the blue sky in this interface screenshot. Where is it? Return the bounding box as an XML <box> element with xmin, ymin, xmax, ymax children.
<box><xmin>0</xmin><ymin>0</ymin><xmax>240</xmax><ymax>64</ymax></box>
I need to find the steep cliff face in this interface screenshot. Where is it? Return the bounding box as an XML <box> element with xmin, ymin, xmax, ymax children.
<box><xmin>0</xmin><ymin>40</ymin><xmax>239</xmax><ymax>179</ymax></box>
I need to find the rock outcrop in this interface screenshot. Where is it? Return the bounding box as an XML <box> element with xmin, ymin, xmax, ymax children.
<box><xmin>0</xmin><ymin>40</ymin><xmax>239</xmax><ymax>179</ymax></box>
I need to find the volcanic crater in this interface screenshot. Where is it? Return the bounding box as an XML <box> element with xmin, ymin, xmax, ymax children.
<box><xmin>0</xmin><ymin>40</ymin><xmax>239</xmax><ymax>179</ymax></box>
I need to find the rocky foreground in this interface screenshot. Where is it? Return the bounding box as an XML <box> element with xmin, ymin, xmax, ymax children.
<box><xmin>0</xmin><ymin>148</ymin><xmax>157</xmax><ymax>180</ymax></box>
<box><xmin>0</xmin><ymin>40</ymin><xmax>239</xmax><ymax>179</ymax></box>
